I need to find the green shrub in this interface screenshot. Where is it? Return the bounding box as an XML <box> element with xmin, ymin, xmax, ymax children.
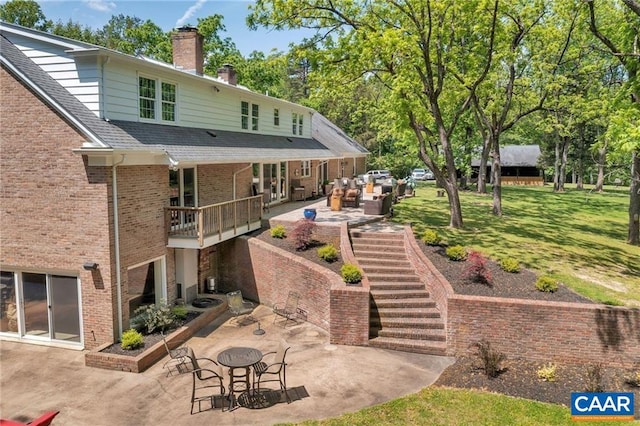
<box><xmin>318</xmin><ymin>244</ymin><xmax>339</xmax><ymax>263</ymax></box>
<box><xmin>171</xmin><ymin>304</ymin><xmax>188</xmax><ymax>320</ymax></box>
<box><xmin>445</xmin><ymin>245</ymin><xmax>467</xmax><ymax>261</ymax></box>
<box><xmin>121</xmin><ymin>328</ymin><xmax>144</xmax><ymax>350</ymax></box>
<box><xmin>499</xmin><ymin>257</ymin><xmax>521</xmax><ymax>273</ymax></box>
<box><xmin>535</xmin><ymin>276</ymin><xmax>559</xmax><ymax>293</ymax></box>
<box><xmin>537</xmin><ymin>363</ymin><xmax>557</xmax><ymax>382</ymax></box>
<box><xmin>422</xmin><ymin>229</ymin><xmax>442</xmax><ymax>246</ymax></box>
<box><xmin>270</xmin><ymin>224</ymin><xmax>286</xmax><ymax>239</ymax></box>
<box><xmin>341</xmin><ymin>264</ymin><xmax>363</xmax><ymax>284</ymax></box>
<box><xmin>473</xmin><ymin>340</ymin><xmax>506</xmax><ymax>378</ymax></box>
<box><xmin>133</xmin><ymin>301</ymin><xmax>175</xmax><ymax>334</ymax></box>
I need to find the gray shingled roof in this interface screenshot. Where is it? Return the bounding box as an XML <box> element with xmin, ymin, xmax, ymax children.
<box><xmin>110</xmin><ymin>120</ymin><xmax>336</xmax><ymax>163</ymax></box>
<box><xmin>312</xmin><ymin>113</ymin><xmax>369</xmax><ymax>156</ymax></box>
<box><xmin>472</xmin><ymin>145</ymin><xmax>542</xmax><ymax>167</ymax></box>
<box><xmin>1</xmin><ymin>33</ymin><xmax>339</xmax><ymax>163</ymax></box>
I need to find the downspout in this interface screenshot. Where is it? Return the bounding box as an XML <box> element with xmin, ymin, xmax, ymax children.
<box><xmin>233</xmin><ymin>164</ymin><xmax>253</xmax><ymax>199</ymax></box>
<box><xmin>112</xmin><ymin>154</ymin><xmax>125</xmax><ymax>338</ymax></box>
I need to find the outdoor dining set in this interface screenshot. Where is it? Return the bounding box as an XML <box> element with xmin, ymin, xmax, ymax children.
<box><xmin>162</xmin><ymin>290</ymin><xmax>297</xmax><ymax>414</ymax></box>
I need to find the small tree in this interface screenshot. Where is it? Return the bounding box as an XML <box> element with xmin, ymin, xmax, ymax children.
<box><xmin>291</xmin><ymin>219</ymin><xmax>316</xmax><ymax>251</ymax></box>
<box><xmin>463</xmin><ymin>251</ymin><xmax>492</xmax><ymax>285</ymax></box>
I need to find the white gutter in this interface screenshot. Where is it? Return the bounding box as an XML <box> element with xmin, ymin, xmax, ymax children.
<box><xmin>233</xmin><ymin>164</ymin><xmax>253</xmax><ymax>199</ymax></box>
<box><xmin>112</xmin><ymin>154</ymin><xmax>125</xmax><ymax>338</ymax></box>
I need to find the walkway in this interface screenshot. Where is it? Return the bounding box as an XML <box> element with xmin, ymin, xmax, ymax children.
<box><xmin>0</xmin><ymin>305</ymin><xmax>454</xmax><ymax>425</ymax></box>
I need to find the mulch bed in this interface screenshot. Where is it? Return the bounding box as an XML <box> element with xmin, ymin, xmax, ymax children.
<box><xmin>252</xmin><ymin>228</ymin><xmax>343</xmax><ymax>275</ymax></box>
<box><xmin>100</xmin><ymin>311</ymin><xmax>201</xmax><ymax>357</ymax></box>
<box><xmin>253</xmin><ymin>226</ymin><xmax>640</xmax><ymax>409</ymax></box>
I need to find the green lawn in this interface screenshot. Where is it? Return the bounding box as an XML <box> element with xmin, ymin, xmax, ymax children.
<box><xmin>284</xmin><ymin>387</ymin><xmax>635</xmax><ymax>425</ymax></box>
<box><xmin>392</xmin><ymin>183</ymin><xmax>639</xmax><ymax>307</ymax></box>
<box><xmin>283</xmin><ymin>184</ymin><xmax>639</xmax><ymax>426</ymax></box>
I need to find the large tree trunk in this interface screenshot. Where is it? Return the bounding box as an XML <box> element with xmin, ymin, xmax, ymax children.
<box><xmin>491</xmin><ymin>135</ymin><xmax>502</xmax><ymax>216</ymax></box>
<box><xmin>629</xmin><ymin>150</ymin><xmax>640</xmax><ymax>245</ymax></box>
<box><xmin>554</xmin><ymin>136</ymin><xmax>569</xmax><ymax>192</ymax></box>
<box><xmin>595</xmin><ymin>144</ymin><xmax>606</xmax><ymax>192</ymax></box>
<box><xmin>477</xmin><ymin>136</ymin><xmax>491</xmax><ymax>194</ymax></box>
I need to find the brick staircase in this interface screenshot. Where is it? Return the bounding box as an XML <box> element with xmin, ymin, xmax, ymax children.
<box><xmin>350</xmin><ymin>229</ymin><xmax>447</xmax><ymax>355</ymax></box>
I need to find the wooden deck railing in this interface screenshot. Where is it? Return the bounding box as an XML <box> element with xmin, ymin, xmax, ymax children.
<box><xmin>166</xmin><ymin>195</ymin><xmax>263</xmax><ymax>247</ymax></box>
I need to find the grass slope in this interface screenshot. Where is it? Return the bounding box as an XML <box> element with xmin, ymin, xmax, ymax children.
<box><xmin>393</xmin><ymin>183</ymin><xmax>639</xmax><ymax>307</ymax></box>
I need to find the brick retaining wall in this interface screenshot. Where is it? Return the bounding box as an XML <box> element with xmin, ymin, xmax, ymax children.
<box><xmin>447</xmin><ymin>295</ymin><xmax>640</xmax><ymax>367</ymax></box>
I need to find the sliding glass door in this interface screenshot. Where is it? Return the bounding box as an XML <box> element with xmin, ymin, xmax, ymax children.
<box><xmin>0</xmin><ymin>271</ymin><xmax>81</xmax><ymax>344</ymax></box>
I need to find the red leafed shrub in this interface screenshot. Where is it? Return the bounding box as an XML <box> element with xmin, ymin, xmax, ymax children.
<box><xmin>463</xmin><ymin>251</ymin><xmax>492</xmax><ymax>284</ymax></box>
<box><xmin>292</xmin><ymin>219</ymin><xmax>317</xmax><ymax>251</ymax></box>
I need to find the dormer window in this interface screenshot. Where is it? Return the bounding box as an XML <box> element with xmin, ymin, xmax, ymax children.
<box><xmin>139</xmin><ymin>76</ymin><xmax>176</xmax><ymax>122</ymax></box>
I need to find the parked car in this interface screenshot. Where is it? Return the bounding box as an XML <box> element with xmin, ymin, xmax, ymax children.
<box><xmin>362</xmin><ymin>169</ymin><xmax>391</xmax><ymax>184</ymax></box>
<box><xmin>411</xmin><ymin>168</ymin><xmax>435</xmax><ymax>180</ymax></box>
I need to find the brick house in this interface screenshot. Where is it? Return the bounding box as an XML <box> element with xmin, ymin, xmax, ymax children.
<box><xmin>0</xmin><ymin>22</ymin><xmax>368</xmax><ymax>350</ymax></box>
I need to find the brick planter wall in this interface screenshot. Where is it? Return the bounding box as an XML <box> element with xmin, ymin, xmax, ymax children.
<box><xmin>222</xmin><ymin>236</ymin><xmax>338</xmax><ymax>330</ymax></box>
<box><xmin>85</xmin><ymin>301</ymin><xmax>227</xmax><ymax>373</ymax></box>
<box><xmin>448</xmin><ymin>295</ymin><xmax>640</xmax><ymax>368</ymax></box>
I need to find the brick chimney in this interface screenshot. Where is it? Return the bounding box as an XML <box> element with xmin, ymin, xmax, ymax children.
<box><xmin>171</xmin><ymin>26</ymin><xmax>203</xmax><ymax>75</ymax></box>
<box><xmin>217</xmin><ymin>64</ymin><xmax>237</xmax><ymax>86</ymax></box>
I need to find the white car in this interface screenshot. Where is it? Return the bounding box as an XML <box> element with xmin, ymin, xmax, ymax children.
<box><xmin>412</xmin><ymin>168</ymin><xmax>435</xmax><ymax>180</ymax></box>
<box><xmin>363</xmin><ymin>169</ymin><xmax>391</xmax><ymax>184</ymax></box>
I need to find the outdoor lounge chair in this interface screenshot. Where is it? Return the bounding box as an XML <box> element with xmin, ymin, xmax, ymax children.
<box><xmin>161</xmin><ymin>332</ymin><xmax>189</xmax><ymax>376</ymax></box>
<box><xmin>226</xmin><ymin>290</ymin><xmax>255</xmax><ymax>324</ymax></box>
<box><xmin>186</xmin><ymin>347</ymin><xmax>226</xmax><ymax>414</ymax></box>
<box><xmin>273</xmin><ymin>291</ymin><xmax>300</xmax><ymax>327</ymax></box>
<box><xmin>0</xmin><ymin>411</ymin><xmax>59</xmax><ymax>426</ymax></box>
<box><xmin>252</xmin><ymin>342</ymin><xmax>291</xmax><ymax>403</ymax></box>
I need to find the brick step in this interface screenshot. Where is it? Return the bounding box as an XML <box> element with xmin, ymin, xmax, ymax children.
<box><xmin>352</xmin><ymin>250</ymin><xmax>407</xmax><ymax>260</ymax></box>
<box><xmin>372</xmin><ymin>327</ymin><xmax>446</xmax><ymax>341</ymax></box>
<box><xmin>365</xmin><ymin>273</ymin><xmax>422</xmax><ymax>283</ymax></box>
<box><xmin>371</xmin><ymin>298</ymin><xmax>436</xmax><ymax>309</ymax></box>
<box><xmin>368</xmin><ymin>337</ymin><xmax>448</xmax><ymax>356</ymax></box>
<box><xmin>351</xmin><ymin>245</ymin><xmax>405</xmax><ymax>255</ymax></box>
<box><xmin>369</xmin><ymin>282</ymin><xmax>426</xmax><ymax>291</ymax></box>
<box><xmin>350</xmin><ymin>232</ymin><xmax>404</xmax><ymax>240</ymax></box>
<box><xmin>360</xmin><ymin>265</ymin><xmax>417</xmax><ymax>275</ymax></box>
<box><xmin>369</xmin><ymin>317</ymin><xmax>444</xmax><ymax>329</ymax></box>
<box><xmin>370</xmin><ymin>289</ymin><xmax>430</xmax><ymax>299</ymax></box>
<box><xmin>357</xmin><ymin>258</ymin><xmax>411</xmax><ymax>268</ymax></box>
<box><xmin>372</xmin><ymin>307</ymin><xmax>441</xmax><ymax>318</ymax></box>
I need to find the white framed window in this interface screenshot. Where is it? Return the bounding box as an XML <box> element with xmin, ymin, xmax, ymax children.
<box><xmin>298</xmin><ymin>114</ymin><xmax>303</xmax><ymax>135</ymax></box>
<box><xmin>300</xmin><ymin>160</ymin><xmax>311</xmax><ymax>177</ymax></box>
<box><xmin>241</xmin><ymin>101</ymin><xmax>249</xmax><ymax>129</ymax></box>
<box><xmin>139</xmin><ymin>76</ymin><xmax>176</xmax><ymax>122</ymax></box>
<box><xmin>252</xmin><ymin>104</ymin><xmax>259</xmax><ymax>131</ymax></box>
<box><xmin>274</xmin><ymin>108</ymin><xmax>279</xmax><ymax>126</ymax></box>
<box><xmin>292</xmin><ymin>112</ymin><xmax>298</xmax><ymax>135</ymax></box>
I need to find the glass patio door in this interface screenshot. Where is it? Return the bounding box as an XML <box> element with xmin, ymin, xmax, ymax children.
<box><xmin>20</xmin><ymin>272</ymin><xmax>81</xmax><ymax>343</ymax></box>
<box><xmin>262</xmin><ymin>162</ymin><xmax>287</xmax><ymax>204</ymax></box>
<box><xmin>22</xmin><ymin>273</ymin><xmax>49</xmax><ymax>337</ymax></box>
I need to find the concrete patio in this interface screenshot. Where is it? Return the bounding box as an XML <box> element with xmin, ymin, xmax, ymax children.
<box><xmin>0</xmin><ymin>304</ymin><xmax>454</xmax><ymax>425</ymax></box>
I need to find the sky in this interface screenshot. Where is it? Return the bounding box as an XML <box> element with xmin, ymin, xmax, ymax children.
<box><xmin>32</xmin><ymin>0</ymin><xmax>316</xmax><ymax>55</ymax></box>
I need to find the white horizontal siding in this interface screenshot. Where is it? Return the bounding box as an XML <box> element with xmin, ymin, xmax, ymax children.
<box><xmin>8</xmin><ymin>32</ymin><xmax>315</xmax><ymax>137</ymax></box>
<box><xmin>7</xmin><ymin>34</ymin><xmax>102</xmax><ymax>115</ymax></box>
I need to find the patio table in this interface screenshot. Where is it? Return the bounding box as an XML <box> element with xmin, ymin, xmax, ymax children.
<box><xmin>217</xmin><ymin>347</ymin><xmax>263</xmax><ymax>410</ymax></box>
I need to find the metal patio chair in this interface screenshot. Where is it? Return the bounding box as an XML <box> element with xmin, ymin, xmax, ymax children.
<box><xmin>252</xmin><ymin>342</ymin><xmax>291</xmax><ymax>404</ymax></box>
<box><xmin>186</xmin><ymin>347</ymin><xmax>226</xmax><ymax>414</ymax></box>
<box><xmin>273</xmin><ymin>291</ymin><xmax>300</xmax><ymax>327</ymax></box>
<box><xmin>225</xmin><ymin>290</ymin><xmax>255</xmax><ymax>324</ymax></box>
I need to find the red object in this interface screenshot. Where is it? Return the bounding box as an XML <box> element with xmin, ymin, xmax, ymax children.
<box><xmin>0</xmin><ymin>411</ymin><xmax>59</xmax><ymax>426</ymax></box>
